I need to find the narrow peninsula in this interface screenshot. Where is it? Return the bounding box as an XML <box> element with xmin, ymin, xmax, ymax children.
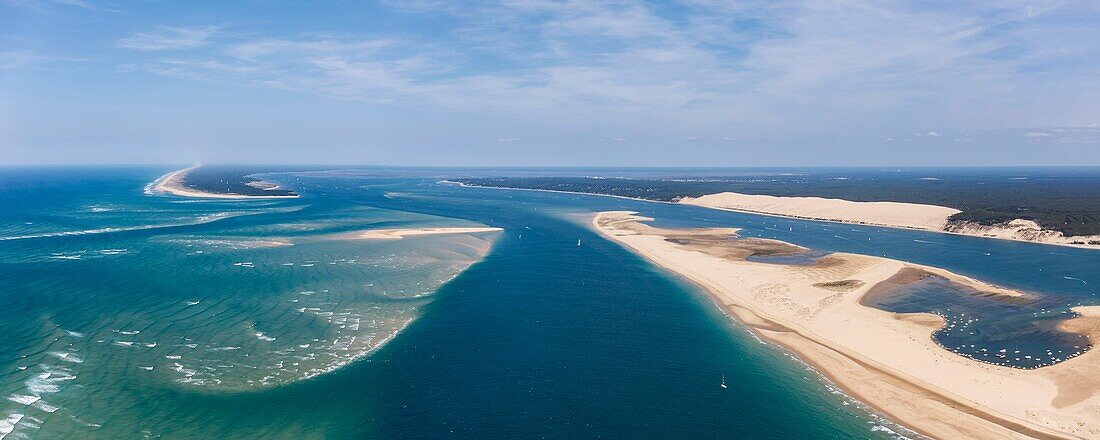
<box><xmin>148</xmin><ymin>165</ymin><xmax>299</xmax><ymax>199</ymax></box>
<box><xmin>593</xmin><ymin>211</ymin><xmax>1100</xmax><ymax>439</ymax></box>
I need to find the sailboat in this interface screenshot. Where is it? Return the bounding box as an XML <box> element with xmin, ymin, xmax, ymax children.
<box><xmin>720</xmin><ymin>375</ymin><xmax>727</xmax><ymax>389</ymax></box>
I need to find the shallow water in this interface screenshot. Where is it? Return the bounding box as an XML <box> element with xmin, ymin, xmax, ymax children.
<box><xmin>1</xmin><ymin>167</ymin><xmax>1097</xmax><ymax>438</ymax></box>
<box><xmin>863</xmin><ymin>273</ymin><xmax>1089</xmax><ymax>369</ymax></box>
<box><xmin>0</xmin><ymin>168</ymin><xmax>501</xmax><ymax>437</ymax></box>
<box><xmin>745</xmin><ymin>248</ymin><xmax>832</xmax><ymax>265</ymax></box>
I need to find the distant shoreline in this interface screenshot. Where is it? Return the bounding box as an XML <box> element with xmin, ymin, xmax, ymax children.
<box><xmin>147</xmin><ymin>166</ymin><xmax>300</xmax><ymax>199</ymax></box>
<box><xmin>680</xmin><ymin>192</ymin><xmax>1100</xmax><ymax>250</ymax></box>
<box><xmin>448</xmin><ymin>181</ymin><xmax>1100</xmax><ymax>250</ymax></box>
<box><xmin>592</xmin><ymin>211</ymin><xmax>1100</xmax><ymax>440</ymax></box>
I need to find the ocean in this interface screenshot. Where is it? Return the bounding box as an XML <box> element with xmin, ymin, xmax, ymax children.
<box><xmin>1</xmin><ymin>166</ymin><xmax>1097</xmax><ymax>438</ymax></box>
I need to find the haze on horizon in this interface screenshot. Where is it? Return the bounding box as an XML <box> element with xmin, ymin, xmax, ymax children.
<box><xmin>2</xmin><ymin>0</ymin><xmax>1099</xmax><ymax>167</ymax></box>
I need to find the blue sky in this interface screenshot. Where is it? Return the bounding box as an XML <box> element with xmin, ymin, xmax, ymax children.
<box><xmin>2</xmin><ymin>0</ymin><xmax>1099</xmax><ymax>166</ymax></box>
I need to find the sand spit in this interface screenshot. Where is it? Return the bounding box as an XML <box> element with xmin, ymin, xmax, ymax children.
<box><xmin>147</xmin><ymin>166</ymin><xmax>299</xmax><ymax>199</ymax></box>
<box><xmin>679</xmin><ymin>192</ymin><xmax>1100</xmax><ymax>249</ymax></box>
<box><xmin>353</xmin><ymin>227</ymin><xmax>503</xmax><ymax>240</ymax></box>
<box><xmin>593</xmin><ymin>211</ymin><xmax>1100</xmax><ymax>439</ymax></box>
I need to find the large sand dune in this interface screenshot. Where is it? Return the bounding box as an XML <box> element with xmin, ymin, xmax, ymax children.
<box><xmin>679</xmin><ymin>192</ymin><xmax>960</xmax><ymax>230</ymax></box>
<box><xmin>680</xmin><ymin>192</ymin><xmax>1100</xmax><ymax>248</ymax></box>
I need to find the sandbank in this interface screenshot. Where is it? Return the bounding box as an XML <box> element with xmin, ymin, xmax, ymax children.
<box><xmin>148</xmin><ymin>165</ymin><xmax>300</xmax><ymax>199</ymax></box>
<box><xmin>353</xmin><ymin>227</ymin><xmax>503</xmax><ymax>240</ymax></box>
<box><xmin>593</xmin><ymin>211</ymin><xmax>1100</xmax><ymax>439</ymax></box>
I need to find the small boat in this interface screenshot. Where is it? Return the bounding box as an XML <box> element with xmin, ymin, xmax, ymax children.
<box><xmin>577</xmin><ymin>239</ymin><xmax>582</xmax><ymax>246</ymax></box>
<box><xmin>720</xmin><ymin>375</ymin><xmax>727</xmax><ymax>389</ymax></box>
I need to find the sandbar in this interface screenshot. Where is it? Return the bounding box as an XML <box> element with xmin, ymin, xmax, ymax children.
<box><xmin>593</xmin><ymin>211</ymin><xmax>1100</xmax><ymax>439</ymax></box>
<box><xmin>353</xmin><ymin>227</ymin><xmax>503</xmax><ymax>240</ymax></box>
<box><xmin>148</xmin><ymin>165</ymin><xmax>300</xmax><ymax>199</ymax></box>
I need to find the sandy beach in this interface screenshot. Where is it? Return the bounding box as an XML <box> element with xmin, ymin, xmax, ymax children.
<box><xmin>680</xmin><ymin>192</ymin><xmax>1100</xmax><ymax>249</ymax></box>
<box><xmin>354</xmin><ymin>227</ymin><xmax>503</xmax><ymax>240</ymax></box>
<box><xmin>148</xmin><ymin>165</ymin><xmax>300</xmax><ymax>199</ymax></box>
<box><xmin>593</xmin><ymin>211</ymin><xmax>1100</xmax><ymax>439</ymax></box>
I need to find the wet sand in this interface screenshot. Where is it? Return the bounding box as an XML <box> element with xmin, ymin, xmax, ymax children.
<box><xmin>593</xmin><ymin>211</ymin><xmax>1100</xmax><ymax>439</ymax></box>
<box><xmin>353</xmin><ymin>227</ymin><xmax>503</xmax><ymax>240</ymax></box>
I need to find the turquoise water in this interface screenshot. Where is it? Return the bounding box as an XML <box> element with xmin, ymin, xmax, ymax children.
<box><xmin>864</xmin><ymin>274</ymin><xmax>1088</xmax><ymax>369</ymax></box>
<box><xmin>1</xmin><ymin>167</ymin><xmax>1097</xmax><ymax>438</ymax></box>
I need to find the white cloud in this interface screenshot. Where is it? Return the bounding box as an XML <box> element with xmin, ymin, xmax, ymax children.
<box><xmin>0</xmin><ymin>50</ymin><xmax>82</xmax><ymax>69</ymax></box>
<box><xmin>0</xmin><ymin>51</ymin><xmax>41</xmax><ymax>69</ymax></box>
<box><xmin>1025</xmin><ymin>131</ymin><xmax>1051</xmax><ymax>138</ymax></box>
<box><xmin>110</xmin><ymin>1</ymin><xmax>1100</xmax><ymax>142</ymax></box>
<box><xmin>2</xmin><ymin>0</ymin><xmax>92</xmax><ymax>9</ymax></box>
<box><xmin>117</xmin><ymin>26</ymin><xmax>220</xmax><ymax>51</ymax></box>
<box><xmin>52</xmin><ymin>0</ymin><xmax>91</xmax><ymax>8</ymax></box>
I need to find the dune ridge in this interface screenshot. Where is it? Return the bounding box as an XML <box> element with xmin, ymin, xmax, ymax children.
<box><xmin>679</xmin><ymin>192</ymin><xmax>1100</xmax><ymax>248</ymax></box>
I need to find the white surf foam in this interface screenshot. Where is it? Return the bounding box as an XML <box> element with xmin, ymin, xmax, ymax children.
<box><xmin>0</xmin><ymin>413</ymin><xmax>26</xmax><ymax>439</ymax></box>
<box><xmin>48</xmin><ymin>352</ymin><xmax>83</xmax><ymax>363</ymax></box>
<box><xmin>0</xmin><ymin>212</ymin><xmax>246</xmax><ymax>241</ymax></box>
<box><xmin>6</xmin><ymin>395</ymin><xmax>40</xmax><ymax>406</ymax></box>
<box><xmin>31</xmin><ymin>401</ymin><xmax>58</xmax><ymax>413</ymax></box>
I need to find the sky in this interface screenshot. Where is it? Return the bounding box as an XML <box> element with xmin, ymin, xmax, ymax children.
<box><xmin>2</xmin><ymin>0</ymin><xmax>1100</xmax><ymax>166</ymax></box>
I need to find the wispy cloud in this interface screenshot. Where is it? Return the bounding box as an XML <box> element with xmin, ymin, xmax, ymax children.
<box><xmin>2</xmin><ymin>0</ymin><xmax>93</xmax><ymax>10</ymax></box>
<box><xmin>109</xmin><ymin>1</ymin><xmax>1100</xmax><ymax>140</ymax></box>
<box><xmin>0</xmin><ymin>50</ymin><xmax>83</xmax><ymax>69</ymax></box>
<box><xmin>1023</xmin><ymin>125</ymin><xmax>1100</xmax><ymax>144</ymax></box>
<box><xmin>117</xmin><ymin>26</ymin><xmax>221</xmax><ymax>51</ymax></box>
<box><xmin>121</xmin><ymin>35</ymin><xmax>454</xmax><ymax>102</ymax></box>
<box><xmin>52</xmin><ymin>0</ymin><xmax>91</xmax><ymax>8</ymax></box>
<box><xmin>0</xmin><ymin>51</ymin><xmax>43</xmax><ymax>69</ymax></box>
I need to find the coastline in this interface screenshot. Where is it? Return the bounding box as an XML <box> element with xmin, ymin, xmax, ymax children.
<box><xmin>440</xmin><ymin>180</ymin><xmax>677</xmax><ymax>205</ymax></box>
<box><xmin>447</xmin><ymin>181</ymin><xmax>1100</xmax><ymax>250</ymax></box>
<box><xmin>148</xmin><ymin>165</ymin><xmax>300</xmax><ymax>199</ymax></box>
<box><xmin>592</xmin><ymin>211</ymin><xmax>1100</xmax><ymax>439</ymax></box>
<box><xmin>683</xmin><ymin>192</ymin><xmax>1100</xmax><ymax>250</ymax></box>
